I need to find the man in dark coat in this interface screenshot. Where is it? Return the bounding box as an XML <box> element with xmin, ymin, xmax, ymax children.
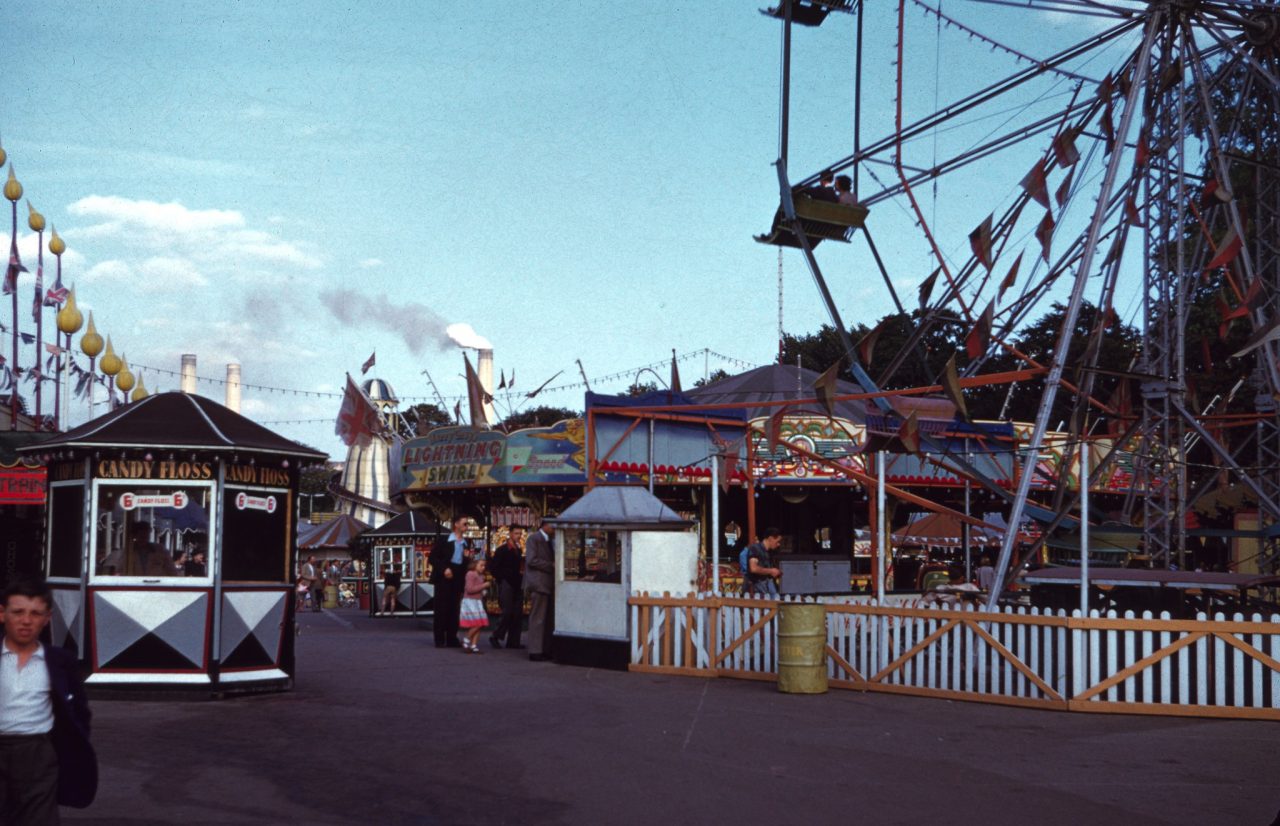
<box><xmin>0</xmin><ymin>578</ymin><xmax>97</xmax><ymax>823</ymax></box>
<box><xmin>523</xmin><ymin>519</ymin><xmax>556</xmax><ymax>662</ymax></box>
<box><xmin>429</xmin><ymin>516</ymin><xmax>471</xmax><ymax>648</ymax></box>
<box><xmin>488</xmin><ymin>527</ymin><xmax>524</xmax><ymax>649</ymax></box>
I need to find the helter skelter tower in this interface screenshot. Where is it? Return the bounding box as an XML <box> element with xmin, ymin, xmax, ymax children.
<box><xmin>758</xmin><ymin>0</ymin><xmax>1280</xmax><ymax>599</ymax></box>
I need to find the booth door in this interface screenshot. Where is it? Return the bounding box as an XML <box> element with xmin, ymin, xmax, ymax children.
<box><xmin>86</xmin><ymin>480</ymin><xmax>217</xmax><ymax>683</ymax></box>
<box><xmin>557</xmin><ymin>529</ymin><xmax>627</xmax><ymax>640</ymax></box>
<box><xmin>373</xmin><ymin>546</ymin><xmax>411</xmax><ymax>614</ymax></box>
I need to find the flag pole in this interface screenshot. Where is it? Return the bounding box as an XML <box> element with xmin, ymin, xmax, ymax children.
<box><xmin>4</xmin><ymin>167</ymin><xmax>20</xmax><ymax>429</ymax></box>
<box><xmin>29</xmin><ymin>205</ymin><xmax>44</xmax><ymax>423</ymax></box>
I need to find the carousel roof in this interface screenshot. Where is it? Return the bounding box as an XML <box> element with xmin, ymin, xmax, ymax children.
<box><xmin>361</xmin><ymin>509</ymin><xmax>439</xmax><ymax>540</ymax></box>
<box><xmin>21</xmin><ymin>393</ymin><xmax>326</xmax><ymax>460</ymax></box>
<box><xmin>892</xmin><ymin>512</ymin><xmax>998</xmax><ymax>548</ymax></box>
<box><xmin>299</xmin><ymin>512</ymin><xmax>371</xmax><ymax>550</ymax></box>
<box><xmin>549</xmin><ymin>486</ymin><xmax>693</xmax><ymax>531</ymax></box>
<box><xmin>686</xmin><ymin>363</ymin><xmax>866</xmax><ymax>422</ymax></box>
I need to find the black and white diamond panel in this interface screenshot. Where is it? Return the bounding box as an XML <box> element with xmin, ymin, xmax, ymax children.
<box><xmin>220</xmin><ymin>590</ymin><xmax>287</xmax><ymax>670</ymax></box>
<box><xmin>50</xmin><ymin>587</ymin><xmax>83</xmax><ymax>655</ymax></box>
<box><xmin>93</xmin><ymin>590</ymin><xmax>209</xmax><ymax>671</ymax></box>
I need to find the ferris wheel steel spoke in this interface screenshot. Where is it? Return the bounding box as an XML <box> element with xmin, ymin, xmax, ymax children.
<box><xmin>1194</xmin><ymin>12</ymin><xmax>1280</xmax><ymax>89</ymax></box>
<box><xmin>791</xmin><ymin>16</ymin><xmax>1141</xmax><ymax>188</ymax></box>
<box><xmin>985</xmin><ymin>9</ymin><xmax>1162</xmax><ymax>608</ymax></box>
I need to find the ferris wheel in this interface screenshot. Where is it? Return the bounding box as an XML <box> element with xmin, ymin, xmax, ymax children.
<box><xmin>758</xmin><ymin>0</ymin><xmax>1280</xmax><ymax>598</ymax></box>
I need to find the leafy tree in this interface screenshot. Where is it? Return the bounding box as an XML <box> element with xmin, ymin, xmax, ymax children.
<box><xmin>692</xmin><ymin>369</ymin><xmax>730</xmax><ymax>388</ymax></box>
<box><xmin>501</xmin><ymin>405</ymin><xmax>579</xmax><ymax>431</ymax></box>
<box><xmin>623</xmin><ymin>381</ymin><xmax>660</xmax><ymax>397</ymax></box>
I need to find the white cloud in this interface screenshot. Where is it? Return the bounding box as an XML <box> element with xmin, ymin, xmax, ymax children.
<box><xmin>83</xmin><ymin>260</ymin><xmax>131</xmax><ymax>283</ymax></box>
<box><xmin>358</xmin><ymin>258</ymin><xmax>384</xmax><ymax>269</ymax></box>
<box><xmin>66</xmin><ymin>194</ymin><xmax>322</xmax><ymax>271</ymax></box>
<box><xmin>136</xmin><ymin>257</ymin><xmax>208</xmax><ymax>288</ymax></box>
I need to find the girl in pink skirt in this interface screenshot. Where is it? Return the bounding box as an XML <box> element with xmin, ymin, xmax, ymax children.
<box><xmin>459</xmin><ymin>558</ymin><xmax>490</xmax><ymax>653</ymax></box>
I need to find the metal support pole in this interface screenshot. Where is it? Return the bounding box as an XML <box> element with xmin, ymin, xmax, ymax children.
<box><xmin>876</xmin><ymin>451</ymin><xmax>886</xmax><ymax>602</ymax></box>
<box><xmin>647</xmin><ymin>418</ymin><xmax>655</xmax><ymax>495</ymax></box>
<box><xmin>964</xmin><ymin>443</ymin><xmax>972</xmax><ymax>581</ymax></box>
<box><xmin>1080</xmin><ymin>440</ymin><xmax>1089</xmax><ymax>618</ymax></box>
<box><xmin>711</xmin><ymin>453</ymin><xmax>720</xmax><ymax>594</ymax></box>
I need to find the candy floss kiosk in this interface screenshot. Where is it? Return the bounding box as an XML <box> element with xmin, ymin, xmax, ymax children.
<box><xmin>18</xmin><ymin>393</ymin><xmax>325</xmax><ymax>694</ymax></box>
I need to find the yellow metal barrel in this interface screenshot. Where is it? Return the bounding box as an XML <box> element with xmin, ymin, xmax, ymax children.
<box><xmin>323</xmin><ymin>584</ymin><xmax>339</xmax><ymax>609</ymax></box>
<box><xmin>777</xmin><ymin>603</ymin><xmax>828</xmax><ymax>694</ymax></box>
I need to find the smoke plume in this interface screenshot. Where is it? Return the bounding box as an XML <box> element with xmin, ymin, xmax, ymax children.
<box><xmin>320</xmin><ymin>289</ymin><xmax>492</xmax><ymax>355</ymax></box>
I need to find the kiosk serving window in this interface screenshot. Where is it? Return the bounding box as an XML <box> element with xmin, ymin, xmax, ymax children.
<box><xmin>222</xmin><ymin>487</ymin><xmax>290</xmax><ymax>583</ymax></box>
<box><xmin>92</xmin><ymin>483</ymin><xmax>214</xmax><ymax>581</ymax></box>
<box><xmin>47</xmin><ymin>484</ymin><xmax>85</xmax><ymax>580</ymax></box>
<box><xmin>564</xmin><ymin>529</ymin><xmax>622</xmax><ymax>583</ymax></box>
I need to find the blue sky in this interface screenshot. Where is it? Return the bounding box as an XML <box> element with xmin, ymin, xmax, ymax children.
<box><xmin>3</xmin><ymin>1</ymin><xmax>1138</xmax><ymax>457</ymax></box>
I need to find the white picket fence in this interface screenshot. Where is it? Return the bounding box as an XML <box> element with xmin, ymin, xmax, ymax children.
<box><xmin>628</xmin><ymin>592</ymin><xmax>1280</xmax><ymax>719</ymax></box>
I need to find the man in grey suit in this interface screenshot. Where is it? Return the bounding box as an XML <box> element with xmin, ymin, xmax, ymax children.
<box><xmin>523</xmin><ymin>519</ymin><xmax>556</xmax><ymax>662</ymax></box>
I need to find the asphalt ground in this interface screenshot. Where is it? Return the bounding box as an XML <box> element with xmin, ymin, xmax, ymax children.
<box><xmin>63</xmin><ymin>608</ymin><xmax>1280</xmax><ymax>826</ymax></box>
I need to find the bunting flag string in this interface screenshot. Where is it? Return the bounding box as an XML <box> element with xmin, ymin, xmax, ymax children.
<box><xmin>997</xmin><ymin>252</ymin><xmax>1022</xmax><ymax>301</ymax></box>
<box><xmin>856</xmin><ymin>316</ymin><xmax>893</xmax><ymax>368</ymax></box>
<box><xmin>941</xmin><ymin>354</ymin><xmax>968</xmax><ymax>421</ymax></box>
<box><xmin>1020</xmin><ymin>159</ymin><xmax>1050</xmax><ymax>209</ymax></box>
<box><xmin>968</xmin><ymin>214</ymin><xmax>994</xmax><ymax>271</ymax></box>
<box><xmin>1054</xmin><ymin>167</ymin><xmax>1075</xmax><ymax>209</ymax></box>
<box><xmin>966</xmin><ymin>302</ymin><xmax>995</xmax><ymax>360</ymax></box>
<box><xmin>1035</xmin><ymin>211</ymin><xmax>1056</xmax><ymax>263</ymax></box>
<box><xmin>918</xmin><ymin>268</ymin><xmax>941</xmax><ymax>310</ymax></box>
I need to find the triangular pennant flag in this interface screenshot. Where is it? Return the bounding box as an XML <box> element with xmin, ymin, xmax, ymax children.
<box><xmin>670</xmin><ymin>349</ymin><xmax>682</xmax><ymax>393</ymax></box>
<box><xmin>918</xmin><ymin>268</ymin><xmax>940</xmax><ymax>310</ymax></box>
<box><xmin>31</xmin><ymin>260</ymin><xmax>43</xmax><ymax>323</ymax></box>
<box><xmin>1135</xmin><ymin>133</ymin><xmax>1150</xmax><ymax>168</ymax></box>
<box><xmin>360</xmin><ymin>351</ymin><xmax>376</xmax><ymax>375</ymax></box>
<box><xmin>1244</xmin><ymin>276</ymin><xmax>1265</xmax><ymax>310</ymax></box>
<box><xmin>1055</xmin><ymin>167</ymin><xmax>1075</xmax><ymax>209</ymax></box>
<box><xmin>1035</xmin><ymin>210</ymin><xmax>1056</xmax><ymax>263</ymax></box>
<box><xmin>1052</xmin><ymin>128</ymin><xmax>1080</xmax><ymax>167</ymax></box>
<box><xmin>497</xmin><ymin>370</ymin><xmax>507</xmax><ymax>391</ymax></box>
<box><xmin>1020</xmin><ymin>159</ymin><xmax>1050</xmax><ymax>208</ymax></box>
<box><xmin>897</xmin><ymin>411</ymin><xmax>921</xmax><ymax>455</ymax></box>
<box><xmin>1200</xmin><ymin>178</ymin><xmax>1231</xmax><ymax>209</ymax></box>
<box><xmin>1102</xmin><ymin>305</ymin><xmax>1119</xmax><ymax>329</ymax></box>
<box><xmin>813</xmin><ymin>360</ymin><xmax>841</xmax><ymax>419</ymax></box>
<box><xmin>1124</xmin><ymin>194</ymin><xmax>1144</xmax><ymax>227</ymax></box>
<box><xmin>997</xmin><ymin>252</ymin><xmax>1023</xmax><ymax>301</ymax></box>
<box><xmin>1100</xmin><ymin>101</ymin><xmax>1116</xmax><ymax>154</ymax></box>
<box><xmin>508</xmin><ymin>369</ymin><xmax>515</xmax><ymax>388</ymax></box>
<box><xmin>966</xmin><ymin>302</ymin><xmax>995</xmax><ymax>360</ymax></box>
<box><xmin>1206</xmin><ymin>223</ymin><xmax>1244</xmax><ymax>270</ymax></box>
<box><xmin>1097</xmin><ymin>72</ymin><xmax>1115</xmax><ymax>101</ymax></box>
<box><xmin>942</xmin><ymin>354</ymin><xmax>968</xmax><ymax>420</ymax></box>
<box><xmin>766</xmin><ymin>406</ymin><xmax>788</xmax><ymax>454</ymax></box>
<box><xmin>968</xmin><ymin>214</ymin><xmax>994</xmax><ymax>271</ymax></box>
<box><xmin>454</xmin><ymin>400</ymin><xmax>462</xmax><ymax>423</ymax></box>
<box><xmin>1231</xmin><ymin>317</ymin><xmax>1280</xmax><ymax>360</ymax></box>
<box><xmin>856</xmin><ymin>316</ymin><xmax>892</xmax><ymax>368</ymax></box>
<box><xmin>1102</xmin><ymin>231</ymin><xmax>1125</xmax><ymax>268</ymax></box>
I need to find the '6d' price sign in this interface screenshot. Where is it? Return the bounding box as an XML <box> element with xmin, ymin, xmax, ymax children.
<box><xmin>235</xmin><ymin>492</ymin><xmax>277</xmax><ymax>513</ymax></box>
<box><xmin>121</xmin><ymin>491</ymin><xmax>189</xmax><ymax>511</ymax></box>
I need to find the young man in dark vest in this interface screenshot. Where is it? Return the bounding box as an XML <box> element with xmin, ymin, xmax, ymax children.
<box><xmin>0</xmin><ymin>577</ymin><xmax>97</xmax><ymax>823</ymax></box>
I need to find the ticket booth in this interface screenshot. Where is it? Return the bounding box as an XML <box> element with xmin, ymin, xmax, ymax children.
<box><xmin>548</xmin><ymin>486</ymin><xmax>696</xmax><ymax>669</ymax></box>
<box><xmin>19</xmin><ymin>393</ymin><xmax>325</xmax><ymax>693</ymax></box>
<box><xmin>358</xmin><ymin>509</ymin><xmax>441</xmax><ymax>616</ymax></box>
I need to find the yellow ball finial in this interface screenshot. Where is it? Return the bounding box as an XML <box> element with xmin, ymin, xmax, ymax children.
<box><xmin>57</xmin><ymin>286</ymin><xmax>84</xmax><ymax>335</ymax></box>
<box><xmin>0</xmin><ymin>138</ymin><xmax>6</xmax><ymax>168</ymax></box>
<box><xmin>131</xmin><ymin>373</ymin><xmax>149</xmax><ymax>402</ymax></box>
<box><xmin>100</xmin><ymin>336</ymin><xmax>122</xmax><ymax>376</ymax></box>
<box><xmin>26</xmin><ymin>201</ymin><xmax>45</xmax><ymax>233</ymax></box>
<box><xmin>80</xmin><ymin>311</ymin><xmax>104</xmax><ymax>359</ymax></box>
<box><xmin>49</xmin><ymin>227</ymin><xmax>65</xmax><ymax>256</ymax></box>
<box><xmin>3</xmin><ymin>165</ymin><xmax>21</xmax><ymax>203</ymax></box>
<box><xmin>116</xmin><ymin>354</ymin><xmax>135</xmax><ymax>393</ymax></box>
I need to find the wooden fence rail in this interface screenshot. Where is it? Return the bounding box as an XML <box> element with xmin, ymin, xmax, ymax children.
<box><xmin>628</xmin><ymin>593</ymin><xmax>1280</xmax><ymax>721</ymax></box>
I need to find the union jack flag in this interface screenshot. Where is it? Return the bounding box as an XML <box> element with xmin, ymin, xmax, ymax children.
<box><xmin>3</xmin><ymin>237</ymin><xmax>26</xmax><ymax>296</ymax></box>
<box><xmin>44</xmin><ymin>266</ymin><xmax>67</xmax><ymax>306</ymax></box>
